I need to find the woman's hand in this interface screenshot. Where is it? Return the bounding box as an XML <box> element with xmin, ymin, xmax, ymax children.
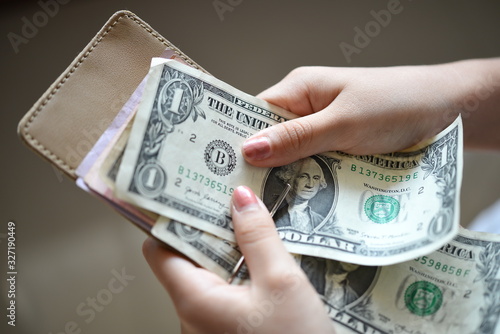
<box><xmin>242</xmin><ymin>58</ymin><xmax>500</xmax><ymax>167</ymax></box>
<box><xmin>143</xmin><ymin>186</ymin><xmax>334</xmax><ymax>334</ymax></box>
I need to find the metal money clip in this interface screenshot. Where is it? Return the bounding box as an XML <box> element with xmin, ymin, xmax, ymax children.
<box><xmin>227</xmin><ymin>183</ymin><xmax>291</xmax><ymax>284</ymax></box>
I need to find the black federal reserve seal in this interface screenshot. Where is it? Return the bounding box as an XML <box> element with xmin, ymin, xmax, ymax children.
<box><xmin>204</xmin><ymin>140</ymin><xmax>237</xmax><ymax>176</ymax></box>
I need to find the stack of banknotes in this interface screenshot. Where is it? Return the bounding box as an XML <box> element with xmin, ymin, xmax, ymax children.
<box><xmin>75</xmin><ymin>49</ymin><xmax>500</xmax><ymax>333</ymax></box>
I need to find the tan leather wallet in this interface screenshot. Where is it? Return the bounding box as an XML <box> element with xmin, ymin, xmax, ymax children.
<box><xmin>17</xmin><ymin>10</ymin><xmax>207</xmax><ymax>181</ymax></box>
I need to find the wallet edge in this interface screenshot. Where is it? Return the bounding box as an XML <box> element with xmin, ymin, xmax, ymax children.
<box><xmin>17</xmin><ymin>9</ymin><xmax>208</xmax><ymax>180</ymax></box>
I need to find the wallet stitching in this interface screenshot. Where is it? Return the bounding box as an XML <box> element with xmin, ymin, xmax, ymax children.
<box><xmin>125</xmin><ymin>14</ymin><xmax>202</xmax><ymax>70</ymax></box>
<box><xmin>23</xmin><ymin>12</ymin><xmax>201</xmax><ymax>175</ymax></box>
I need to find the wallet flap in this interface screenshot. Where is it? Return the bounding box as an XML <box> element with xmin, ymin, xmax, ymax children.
<box><xmin>18</xmin><ymin>10</ymin><xmax>207</xmax><ymax>179</ymax></box>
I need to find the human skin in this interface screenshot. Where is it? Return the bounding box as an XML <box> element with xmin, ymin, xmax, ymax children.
<box><xmin>143</xmin><ymin>186</ymin><xmax>335</xmax><ymax>334</ymax></box>
<box><xmin>144</xmin><ymin>58</ymin><xmax>500</xmax><ymax>333</ymax></box>
<box><xmin>242</xmin><ymin>58</ymin><xmax>500</xmax><ymax>168</ymax></box>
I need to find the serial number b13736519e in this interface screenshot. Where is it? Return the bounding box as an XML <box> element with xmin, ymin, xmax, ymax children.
<box><xmin>177</xmin><ymin>165</ymin><xmax>234</xmax><ymax>196</ymax></box>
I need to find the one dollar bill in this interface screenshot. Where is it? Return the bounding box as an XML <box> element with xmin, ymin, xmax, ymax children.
<box><xmin>152</xmin><ymin>220</ymin><xmax>500</xmax><ymax>334</ymax></box>
<box><xmin>116</xmin><ymin>59</ymin><xmax>463</xmax><ymax>265</ymax></box>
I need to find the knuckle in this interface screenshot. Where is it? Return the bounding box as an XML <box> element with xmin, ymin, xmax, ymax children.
<box><xmin>236</xmin><ymin>217</ymin><xmax>276</xmax><ymax>245</ymax></box>
<box><xmin>283</xmin><ymin>66</ymin><xmax>316</xmax><ymax>87</ymax></box>
<box><xmin>287</xmin><ymin>66</ymin><xmax>333</xmax><ymax>84</ymax></box>
<box><xmin>277</xmin><ymin>120</ymin><xmax>314</xmax><ymax>154</ymax></box>
<box><xmin>287</xmin><ymin>66</ymin><xmax>314</xmax><ymax>79</ymax></box>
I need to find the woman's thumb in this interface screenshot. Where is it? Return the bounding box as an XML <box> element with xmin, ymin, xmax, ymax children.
<box><xmin>242</xmin><ymin>113</ymin><xmax>338</xmax><ymax>167</ymax></box>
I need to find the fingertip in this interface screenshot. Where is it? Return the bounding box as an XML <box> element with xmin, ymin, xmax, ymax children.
<box><xmin>232</xmin><ymin>186</ymin><xmax>262</xmax><ymax>213</ymax></box>
<box><xmin>142</xmin><ymin>236</ymin><xmax>160</xmax><ymax>261</ymax></box>
<box><xmin>242</xmin><ymin>132</ymin><xmax>296</xmax><ymax>168</ymax></box>
<box><xmin>231</xmin><ymin>186</ymin><xmax>275</xmax><ymax>244</ymax></box>
<box><xmin>142</xmin><ymin>237</ymin><xmax>178</xmax><ymax>277</ymax></box>
<box><xmin>231</xmin><ymin>187</ymin><xmax>297</xmax><ymax>284</ymax></box>
<box><xmin>142</xmin><ymin>238</ymin><xmax>204</xmax><ymax>291</ymax></box>
<box><xmin>242</xmin><ymin>136</ymin><xmax>272</xmax><ymax>162</ymax></box>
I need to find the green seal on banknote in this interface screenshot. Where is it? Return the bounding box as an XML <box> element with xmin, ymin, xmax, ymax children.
<box><xmin>364</xmin><ymin>195</ymin><xmax>400</xmax><ymax>224</ymax></box>
<box><xmin>404</xmin><ymin>281</ymin><xmax>443</xmax><ymax>316</ymax></box>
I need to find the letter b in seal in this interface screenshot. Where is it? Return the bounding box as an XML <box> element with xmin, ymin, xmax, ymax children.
<box><xmin>215</xmin><ymin>150</ymin><xmax>226</xmax><ymax>165</ymax></box>
<box><xmin>204</xmin><ymin>140</ymin><xmax>236</xmax><ymax>176</ymax></box>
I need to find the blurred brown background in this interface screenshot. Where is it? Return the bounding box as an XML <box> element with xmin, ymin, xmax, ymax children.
<box><xmin>1</xmin><ymin>1</ymin><xmax>500</xmax><ymax>333</ymax></box>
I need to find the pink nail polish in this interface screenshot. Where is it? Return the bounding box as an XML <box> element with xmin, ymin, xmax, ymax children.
<box><xmin>233</xmin><ymin>186</ymin><xmax>259</xmax><ymax>212</ymax></box>
<box><xmin>243</xmin><ymin>137</ymin><xmax>271</xmax><ymax>161</ymax></box>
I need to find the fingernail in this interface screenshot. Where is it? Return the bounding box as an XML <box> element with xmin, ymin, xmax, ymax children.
<box><xmin>242</xmin><ymin>137</ymin><xmax>271</xmax><ymax>161</ymax></box>
<box><xmin>233</xmin><ymin>186</ymin><xmax>260</xmax><ymax>212</ymax></box>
